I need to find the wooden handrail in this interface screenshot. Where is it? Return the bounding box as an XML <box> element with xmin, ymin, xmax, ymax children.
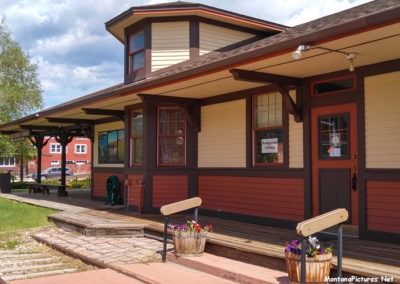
<box><xmin>160</xmin><ymin>197</ymin><xmax>203</xmax><ymax>262</ymax></box>
<box><xmin>296</xmin><ymin>208</ymin><xmax>348</xmax><ymax>237</ymax></box>
<box><xmin>296</xmin><ymin>208</ymin><xmax>349</xmax><ymax>284</ymax></box>
<box><xmin>160</xmin><ymin>197</ymin><xmax>202</xmax><ymax>216</ymax></box>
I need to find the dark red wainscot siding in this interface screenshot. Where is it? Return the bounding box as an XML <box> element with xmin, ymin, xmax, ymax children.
<box><xmin>152</xmin><ymin>175</ymin><xmax>188</xmax><ymax>208</ymax></box>
<box><xmin>366</xmin><ymin>181</ymin><xmax>400</xmax><ymax>234</ymax></box>
<box><xmin>198</xmin><ymin>176</ymin><xmax>304</xmax><ymax>221</ymax></box>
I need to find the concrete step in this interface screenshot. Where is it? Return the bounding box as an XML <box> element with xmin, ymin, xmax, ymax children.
<box><xmin>49</xmin><ymin>211</ymin><xmax>144</xmax><ymax>236</ymax></box>
<box><xmin>167</xmin><ymin>252</ymin><xmax>290</xmax><ymax>284</ymax></box>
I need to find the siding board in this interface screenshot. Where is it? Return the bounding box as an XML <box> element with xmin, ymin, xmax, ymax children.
<box><xmin>198</xmin><ymin>176</ymin><xmax>304</xmax><ymax>221</ymax></box>
<box><xmin>152</xmin><ymin>175</ymin><xmax>188</xmax><ymax>207</ymax></box>
<box><xmin>198</xmin><ymin>100</ymin><xmax>246</xmax><ymax>167</ymax></box>
<box><xmin>126</xmin><ymin>174</ymin><xmax>144</xmax><ymax>206</ymax></box>
<box><xmin>366</xmin><ymin>181</ymin><xmax>400</xmax><ymax>233</ymax></box>
<box><xmin>199</xmin><ymin>23</ymin><xmax>254</xmax><ymax>55</ymax></box>
<box><xmin>152</xmin><ymin>22</ymin><xmax>189</xmax><ymax>72</ymax></box>
<box><xmin>365</xmin><ymin>71</ymin><xmax>400</xmax><ymax>169</ymax></box>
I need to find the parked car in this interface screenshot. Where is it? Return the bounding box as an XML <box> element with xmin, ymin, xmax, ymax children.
<box><xmin>32</xmin><ymin>167</ymin><xmax>73</xmax><ymax>180</ymax></box>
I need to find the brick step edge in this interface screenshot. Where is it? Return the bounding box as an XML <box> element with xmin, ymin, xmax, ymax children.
<box><xmin>167</xmin><ymin>252</ymin><xmax>290</xmax><ymax>284</ymax></box>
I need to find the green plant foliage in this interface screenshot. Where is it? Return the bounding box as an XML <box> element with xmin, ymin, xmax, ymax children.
<box><xmin>67</xmin><ymin>178</ymin><xmax>91</xmax><ymax>189</ymax></box>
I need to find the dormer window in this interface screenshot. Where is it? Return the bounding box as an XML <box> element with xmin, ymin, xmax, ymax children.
<box><xmin>128</xmin><ymin>30</ymin><xmax>145</xmax><ymax>73</ymax></box>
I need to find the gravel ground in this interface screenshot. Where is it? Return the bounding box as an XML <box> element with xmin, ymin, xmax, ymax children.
<box><xmin>0</xmin><ymin>227</ymin><xmax>97</xmax><ymax>282</ymax></box>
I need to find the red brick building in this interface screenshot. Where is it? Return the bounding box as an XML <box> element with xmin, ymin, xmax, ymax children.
<box><xmin>1</xmin><ymin>137</ymin><xmax>91</xmax><ymax>177</ymax></box>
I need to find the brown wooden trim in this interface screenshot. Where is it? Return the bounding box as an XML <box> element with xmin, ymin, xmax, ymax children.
<box><xmin>200</xmin><ymin>209</ymin><xmax>298</xmax><ymax>229</ymax></box>
<box><xmin>310</xmin><ymin>75</ymin><xmax>356</xmax><ymax>97</ymax></box>
<box><xmin>230</xmin><ymin>69</ymin><xmax>301</xmax><ymax>86</ymax></box>
<box><xmin>189</xmin><ymin>18</ymin><xmax>199</xmax><ymax>59</ymax></box>
<box><xmin>201</xmin><ymin>85</ymin><xmax>276</xmax><ymax>106</ymax></box>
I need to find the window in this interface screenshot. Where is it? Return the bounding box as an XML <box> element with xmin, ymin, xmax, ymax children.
<box><xmin>51</xmin><ymin>160</ymin><xmax>59</xmax><ymax>165</ymax></box>
<box><xmin>312</xmin><ymin>76</ymin><xmax>355</xmax><ymax>95</ymax></box>
<box><xmin>0</xmin><ymin>157</ymin><xmax>16</xmax><ymax>167</ymax></box>
<box><xmin>158</xmin><ymin>107</ymin><xmax>185</xmax><ymax>166</ymax></box>
<box><xmin>253</xmin><ymin>92</ymin><xmax>283</xmax><ymax>165</ymax></box>
<box><xmin>76</xmin><ymin>160</ymin><xmax>87</xmax><ymax>165</ymax></box>
<box><xmin>98</xmin><ymin>129</ymin><xmax>125</xmax><ymax>164</ymax></box>
<box><xmin>128</xmin><ymin>30</ymin><xmax>145</xmax><ymax>73</ymax></box>
<box><xmin>130</xmin><ymin>109</ymin><xmax>143</xmax><ymax>166</ymax></box>
<box><xmin>318</xmin><ymin>114</ymin><xmax>349</xmax><ymax>160</ymax></box>
<box><xmin>75</xmin><ymin>144</ymin><xmax>87</xmax><ymax>154</ymax></box>
<box><xmin>50</xmin><ymin>143</ymin><xmax>61</xmax><ymax>153</ymax></box>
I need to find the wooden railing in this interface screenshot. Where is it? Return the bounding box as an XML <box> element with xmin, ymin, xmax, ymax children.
<box><xmin>296</xmin><ymin>208</ymin><xmax>349</xmax><ymax>284</ymax></box>
<box><xmin>159</xmin><ymin>197</ymin><xmax>202</xmax><ymax>262</ymax></box>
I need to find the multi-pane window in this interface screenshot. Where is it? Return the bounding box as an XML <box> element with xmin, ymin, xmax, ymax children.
<box><xmin>158</xmin><ymin>107</ymin><xmax>185</xmax><ymax>166</ymax></box>
<box><xmin>130</xmin><ymin>109</ymin><xmax>143</xmax><ymax>166</ymax></box>
<box><xmin>253</xmin><ymin>91</ymin><xmax>283</xmax><ymax>165</ymax></box>
<box><xmin>98</xmin><ymin>129</ymin><xmax>124</xmax><ymax>164</ymax></box>
<box><xmin>75</xmin><ymin>144</ymin><xmax>87</xmax><ymax>154</ymax></box>
<box><xmin>50</xmin><ymin>143</ymin><xmax>61</xmax><ymax>153</ymax></box>
<box><xmin>0</xmin><ymin>157</ymin><xmax>16</xmax><ymax>167</ymax></box>
<box><xmin>51</xmin><ymin>160</ymin><xmax>59</xmax><ymax>165</ymax></box>
<box><xmin>128</xmin><ymin>30</ymin><xmax>145</xmax><ymax>73</ymax></box>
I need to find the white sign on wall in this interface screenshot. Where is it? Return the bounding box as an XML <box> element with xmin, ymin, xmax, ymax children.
<box><xmin>261</xmin><ymin>138</ymin><xmax>278</xmax><ymax>153</ymax></box>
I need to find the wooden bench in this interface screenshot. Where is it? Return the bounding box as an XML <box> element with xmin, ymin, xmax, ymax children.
<box><xmin>29</xmin><ymin>183</ymin><xmax>67</xmax><ymax>195</ymax></box>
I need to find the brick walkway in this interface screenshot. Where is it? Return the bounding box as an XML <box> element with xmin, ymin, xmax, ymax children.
<box><xmin>32</xmin><ymin>227</ymin><xmax>172</xmax><ymax>266</ymax></box>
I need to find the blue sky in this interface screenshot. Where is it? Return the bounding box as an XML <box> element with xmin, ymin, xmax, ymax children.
<box><xmin>0</xmin><ymin>0</ymin><xmax>371</xmax><ymax>109</ymax></box>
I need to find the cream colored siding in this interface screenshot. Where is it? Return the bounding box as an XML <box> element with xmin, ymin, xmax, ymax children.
<box><xmin>199</xmin><ymin>23</ymin><xmax>254</xmax><ymax>56</ymax></box>
<box><xmin>93</xmin><ymin>121</ymin><xmax>124</xmax><ymax>168</ymax></box>
<box><xmin>151</xmin><ymin>22</ymin><xmax>190</xmax><ymax>72</ymax></box>
<box><xmin>198</xmin><ymin>100</ymin><xmax>246</xmax><ymax>167</ymax></box>
<box><xmin>365</xmin><ymin>71</ymin><xmax>400</xmax><ymax>168</ymax></box>
<box><xmin>289</xmin><ymin>91</ymin><xmax>303</xmax><ymax>168</ymax></box>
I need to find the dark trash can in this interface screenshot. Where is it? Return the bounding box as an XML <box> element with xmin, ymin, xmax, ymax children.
<box><xmin>0</xmin><ymin>171</ymin><xmax>11</xmax><ymax>193</ymax></box>
<box><xmin>105</xmin><ymin>175</ymin><xmax>123</xmax><ymax>205</ymax></box>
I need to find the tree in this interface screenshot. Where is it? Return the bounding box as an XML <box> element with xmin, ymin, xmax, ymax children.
<box><xmin>0</xmin><ymin>17</ymin><xmax>43</xmax><ymax>180</ymax></box>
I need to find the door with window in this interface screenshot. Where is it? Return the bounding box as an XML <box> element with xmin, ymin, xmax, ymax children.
<box><xmin>311</xmin><ymin>103</ymin><xmax>358</xmax><ymax>224</ymax></box>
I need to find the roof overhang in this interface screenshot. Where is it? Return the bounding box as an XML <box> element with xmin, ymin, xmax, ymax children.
<box><xmin>105</xmin><ymin>2</ymin><xmax>287</xmax><ymax>43</ymax></box>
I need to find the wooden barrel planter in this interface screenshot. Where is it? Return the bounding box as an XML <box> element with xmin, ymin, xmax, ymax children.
<box><xmin>173</xmin><ymin>231</ymin><xmax>207</xmax><ymax>256</ymax></box>
<box><xmin>285</xmin><ymin>252</ymin><xmax>332</xmax><ymax>283</ymax></box>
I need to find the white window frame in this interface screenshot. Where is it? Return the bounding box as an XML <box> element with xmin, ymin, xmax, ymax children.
<box><xmin>51</xmin><ymin>160</ymin><xmax>59</xmax><ymax>165</ymax></box>
<box><xmin>75</xmin><ymin>144</ymin><xmax>87</xmax><ymax>154</ymax></box>
<box><xmin>50</xmin><ymin>143</ymin><xmax>61</xmax><ymax>153</ymax></box>
<box><xmin>0</xmin><ymin>157</ymin><xmax>16</xmax><ymax>167</ymax></box>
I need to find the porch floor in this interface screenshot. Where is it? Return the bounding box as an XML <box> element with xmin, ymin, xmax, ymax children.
<box><xmin>1</xmin><ymin>189</ymin><xmax>399</xmax><ymax>282</ymax></box>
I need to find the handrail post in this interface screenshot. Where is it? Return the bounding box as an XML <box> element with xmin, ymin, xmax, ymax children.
<box><xmin>300</xmin><ymin>237</ymin><xmax>307</xmax><ymax>284</ymax></box>
<box><xmin>162</xmin><ymin>216</ymin><xmax>168</xmax><ymax>262</ymax></box>
<box><xmin>160</xmin><ymin>197</ymin><xmax>202</xmax><ymax>263</ymax></box>
<box><xmin>337</xmin><ymin>223</ymin><xmax>343</xmax><ymax>283</ymax></box>
<box><xmin>194</xmin><ymin>207</ymin><xmax>198</xmax><ymax>223</ymax></box>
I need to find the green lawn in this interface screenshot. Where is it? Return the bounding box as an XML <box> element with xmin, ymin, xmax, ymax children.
<box><xmin>0</xmin><ymin>198</ymin><xmax>57</xmax><ymax>232</ymax></box>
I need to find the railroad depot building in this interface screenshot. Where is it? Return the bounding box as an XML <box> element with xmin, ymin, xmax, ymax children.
<box><xmin>0</xmin><ymin>1</ymin><xmax>399</xmax><ymax>243</ymax></box>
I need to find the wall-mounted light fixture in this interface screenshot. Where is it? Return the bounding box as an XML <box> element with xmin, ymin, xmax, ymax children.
<box><xmin>292</xmin><ymin>44</ymin><xmax>357</xmax><ymax>72</ymax></box>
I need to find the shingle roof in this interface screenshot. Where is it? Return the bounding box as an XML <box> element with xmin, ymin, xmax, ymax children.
<box><xmin>52</xmin><ymin>0</ymin><xmax>400</xmax><ymax>111</ymax></box>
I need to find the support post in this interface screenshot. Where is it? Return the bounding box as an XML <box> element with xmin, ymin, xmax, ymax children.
<box><xmin>337</xmin><ymin>223</ymin><xmax>343</xmax><ymax>283</ymax></box>
<box><xmin>163</xmin><ymin>216</ymin><xmax>168</xmax><ymax>262</ymax></box>
<box><xmin>300</xmin><ymin>237</ymin><xmax>307</xmax><ymax>284</ymax></box>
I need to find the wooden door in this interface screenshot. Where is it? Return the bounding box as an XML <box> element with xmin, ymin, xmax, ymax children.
<box><xmin>311</xmin><ymin>103</ymin><xmax>358</xmax><ymax>224</ymax></box>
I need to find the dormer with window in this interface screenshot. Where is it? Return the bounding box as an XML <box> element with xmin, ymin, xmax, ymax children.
<box><xmin>105</xmin><ymin>2</ymin><xmax>287</xmax><ymax>84</ymax></box>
